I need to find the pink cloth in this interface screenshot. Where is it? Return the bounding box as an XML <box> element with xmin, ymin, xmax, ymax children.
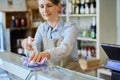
<box><xmin>21</xmin><ymin>57</ymin><xmax>47</xmax><ymax>67</ymax></box>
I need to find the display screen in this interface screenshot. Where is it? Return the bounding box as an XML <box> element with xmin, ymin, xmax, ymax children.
<box><xmin>105</xmin><ymin>59</ymin><xmax>120</xmax><ymax>71</ymax></box>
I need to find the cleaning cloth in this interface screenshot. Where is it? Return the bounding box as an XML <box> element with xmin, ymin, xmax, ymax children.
<box><xmin>21</xmin><ymin>56</ymin><xmax>47</xmax><ymax>67</ymax></box>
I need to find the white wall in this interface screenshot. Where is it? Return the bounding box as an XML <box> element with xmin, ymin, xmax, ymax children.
<box><xmin>0</xmin><ymin>12</ymin><xmax>3</xmax><ymax>23</ymax></box>
<box><xmin>117</xmin><ymin>0</ymin><xmax>120</xmax><ymax>44</ymax></box>
<box><xmin>99</xmin><ymin>0</ymin><xmax>117</xmax><ymax>64</ymax></box>
<box><xmin>0</xmin><ymin>12</ymin><xmax>4</xmax><ymax>51</ymax></box>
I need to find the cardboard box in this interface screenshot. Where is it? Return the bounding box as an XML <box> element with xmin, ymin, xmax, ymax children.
<box><xmin>79</xmin><ymin>58</ymin><xmax>100</xmax><ymax>70</ymax></box>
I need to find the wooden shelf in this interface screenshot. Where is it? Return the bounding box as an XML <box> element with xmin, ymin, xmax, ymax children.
<box><xmin>77</xmin><ymin>37</ymin><xmax>97</xmax><ymax>42</ymax></box>
<box><xmin>5</xmin><ymin>12</ymin><xmax>29</xmax><ymax>28</ymax></box>
<box><xmin>68</xmin><ymin>14</ymin><xmax>96</xmax><ymax>17</ymax></box>
<box><xmin>26</xmin><ymin>0</ymin><xmax>38</xmax><ymax>9</ymax></box>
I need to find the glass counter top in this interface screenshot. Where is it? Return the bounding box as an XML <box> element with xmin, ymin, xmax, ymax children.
<box><xmin>36</xmin><ymin>66</ymin><xmax>104</xmax><ymax>80</ymax></box>
<box><xmin>0</xmin><ymin>51</ymin><xmax>104</xmax><ymax>80</ymax></box>
<box><xmin>0</xmin><ymin>51</ymin><xmax>24</xmax><ymax>67</ymax></box>
<box><xmin>0</xmin><ymin>51</ymin><xmax>31</xmax><ymax>79</ymax></box>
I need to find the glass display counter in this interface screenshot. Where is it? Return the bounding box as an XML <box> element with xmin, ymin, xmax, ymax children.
<box><xmin>0</xmin><ymin>51</ymin><xmax>104</xmax><ymax>80</ymax></box>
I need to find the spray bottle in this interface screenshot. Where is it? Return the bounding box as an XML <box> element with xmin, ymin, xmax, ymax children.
<box><xmin>25</xmin><ymin>36</ymin><xmax>37</xmax><ymax>57</ymax></box>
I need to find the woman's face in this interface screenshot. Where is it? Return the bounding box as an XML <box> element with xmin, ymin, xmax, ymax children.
<box><xmin>38</xmin><ymin>0</ymin><xmax>60</xmax><ymax>21</ymax></box>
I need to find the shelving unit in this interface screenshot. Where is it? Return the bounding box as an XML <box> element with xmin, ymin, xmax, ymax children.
<box><xmin>60</xmin><ymin>0</ymin><xmax>117</xmax><ymax>65</ymax></box>
<box><xmin>4</xmin><ymin>11</ymin><xmax>29</xmax><ymax>28</ymax></box>
<box><xmin>60</xmin><ymin>0</ymin><xmax>99</xmax><ymax>59</ymax></box>
<box><xmin>0</xmin><ymin>0</ymin><xmax>41</xmax><ymax>54</ymax></box>
<box><xmin>0</xmin><ymin>8</ymin><xmax>33</xmax><ymax>54</ymax></box>
<box><xmin>59</xmin><ymin>0</ymin><xmax>117</xmax><ymax>77</ymax></box>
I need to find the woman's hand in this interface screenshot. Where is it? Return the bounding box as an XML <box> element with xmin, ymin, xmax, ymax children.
<box><xmin>21</xmin><ymin>37</ymin><xmax>34</xmax><ymax>50</ymax></box>
<box><xmin>28</xmin><ymin>52</ymin><xmax>50</xmax><ymax>62</ymax></box>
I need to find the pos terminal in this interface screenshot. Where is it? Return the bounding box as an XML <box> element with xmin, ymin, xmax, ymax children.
<box><xmin>101</xmin><ymin>43</ymin><xmax>120</xmax><ymax>80</ymax></box>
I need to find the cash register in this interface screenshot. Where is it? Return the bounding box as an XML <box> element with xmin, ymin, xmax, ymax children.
<box><xmin>101</xmin><ymin>43</ymin><xmax>120</xmax><ymax>80</ymax></box>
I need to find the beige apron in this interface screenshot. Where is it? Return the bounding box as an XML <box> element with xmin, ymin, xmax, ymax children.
<box><xmin>42</xmin><ymin>27</ymin><xmax>68</xmax><ymax>67</ymax></box>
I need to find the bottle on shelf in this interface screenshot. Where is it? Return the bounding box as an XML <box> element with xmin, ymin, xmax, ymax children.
<box><xmin>68</xmin><ymin>1</ymin><xmax>72</xmax><ymax>14</ymax></box>
<box><xmin>81</xmin><ymin>0</ymin><xmax>85</xmax><ymax>6</ymax></box>
<box><xmin>90</xmin><ymin>25</ymin><xmax>95</xmax><ymax>39</ymax></box>
<box><xmin>10</xmin><ymin>16</ymin><xmax>15</xmax><ymax>29</ymax></box>
<box><xmin>71</xmin><ymin>0</ymin><xmax>79</xmax><ymax>14</ymax></box>
<box><xmin>76</xmin><ymin>0</ymin><xmax>80</xmax><ymax>14</ymax></box>
<box><xmin>70</xmin><ymin>0</ymin><xmax>74</xmax><ymax>14</ymax></box>
<box><xmin>82</xmin><ymin>25</ymin><xmax>87</xmax><ymax>37</ymax></box>
<box><xmin>93</xmin><ymin>0</ymin><xmax>96</xmax><ymax>10</ymax></box>
<box><xmin>87</xmin><ymin>47</ymin><xmax>92</xmax><ymax>58</ymax></box>
<box><xmin>20</xmin><ymin>16</ymin><xmax>27</xmax><ymax>27</ymax></box>
<box><xmin>61</xmin><ymin>1</ymin><xmax>66</xmax><ymax>14</ymax></box>
<box><xmin>90</xmin><ymin>17</ymin><xmax>96</xmax><ymax>39</ymax></box>
<box><xmin>15</xmin><ymin>16</ymin><xmax>20</xmax><ymax>27</ymax></box>
<box><xmin>79</xmin><ymin>41</ymin><xmax>96</xmax><ymax>59</ymax></box>
<box><xmin>82</xmin><ymin>25</ymin><xmax>90</xmax><ymax>38</ymax></box>
<box><xmin>84</xmin><ymin>0</ymin><xmax>90</xmax><ymax>14</ymax></box>
<box><xmin>71</xmin><ymin>0</ymin><xmax>76</xmax><ymax>5</ymax></box>
<box><xmin>76</xmin><ymin>0</ymin><xmax>80</xmax><ymax>5</ymax></box>
<box><xmin>17</xmin><ymin>39</ymin><xmax>24</xmax><ymax>55</ymax></box>
<box><xmin>90</xmin><ymin>0</ymin><xmax>96</xmax><ymax>14</ymax></box>
<box><xmin>80</xmin><ymin>41</ymin><xmax>88</xmax><ymax>59</ymax></box>
<box><xmin>78</xmin><ymin>26</ymin><xmax>83</xmax><ymax>37</ymax></box>
<box><xmin>80</xmin><ymin>0</ymin><xmax>85</xmax><ymax>14</ymax></box>
<box><xmin>75</xmin><ymin>5</ymin><xmax>80</xmax><ymax>14</ymax></box>
<box><xmin>90</xmin><ymin>1</ymin><xmax>95</xmax><ymax>14</ymax></box>
<box><xmin>90</xmin><ymin>42</ymin><xmax>96</xmax><ymax>57</ymax></box>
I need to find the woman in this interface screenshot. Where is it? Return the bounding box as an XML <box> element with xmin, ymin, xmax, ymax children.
<box><xmin>22</xmin><ymin>0</ymin><xmax>78</xmax><ymax>67</ymax></box>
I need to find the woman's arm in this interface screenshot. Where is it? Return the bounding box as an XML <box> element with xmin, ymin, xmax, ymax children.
<box><xmin>28</xmin><ymin>22</ymin><xmax>77</xmax><ymax>62</ymax></box>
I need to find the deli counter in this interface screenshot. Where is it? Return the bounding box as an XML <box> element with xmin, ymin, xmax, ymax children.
<box><xmin>0</xmin><ymin>51</ymin><xmax>104</xmax><ymax>80</ymax></box>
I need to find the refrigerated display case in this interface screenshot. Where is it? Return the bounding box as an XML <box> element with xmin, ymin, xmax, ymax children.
<box><xmin>0</xmin><ymin>51</ymin><xmax>104</xmax><ymax>80</ymax></box>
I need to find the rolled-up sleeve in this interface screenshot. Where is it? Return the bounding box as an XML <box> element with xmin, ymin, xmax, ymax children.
<box><xmin>34</xmin><ymin>24</ymin><xmax>44</xmax><ymax>51</ymax></box>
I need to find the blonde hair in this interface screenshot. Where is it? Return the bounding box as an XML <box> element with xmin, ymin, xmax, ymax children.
<box><xmin>38</xmin><ymin>0</ymin><xmax>60</xmax><ymax>5</ymax></box>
